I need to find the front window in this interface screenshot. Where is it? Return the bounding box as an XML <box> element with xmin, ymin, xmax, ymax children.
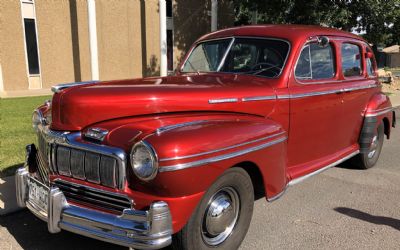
<box><xmin>182</xmin><ymin>38</ymin><xmax>290</xmax><ymax>78</ymax></box>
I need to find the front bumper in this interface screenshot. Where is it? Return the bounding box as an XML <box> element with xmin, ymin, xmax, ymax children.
<box><xmin>15</xmin><ymin>167</ymin><xmax>172</xmax><ymax>249</ymax></box>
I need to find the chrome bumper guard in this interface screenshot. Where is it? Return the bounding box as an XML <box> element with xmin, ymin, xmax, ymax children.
<box><xmin>15</xmin><ymin>167</ymin><xmax>173</xmax><ymax>249</ymax></box>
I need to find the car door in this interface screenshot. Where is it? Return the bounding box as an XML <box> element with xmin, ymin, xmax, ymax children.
<box><xmin>338</xmin><ymin>42</ymin><xmax>379</xmax><ymax>148</ymax></box>
<box><xmin>287</xmin><ymin>38</ymin><xmax>346</xmax><ymax>178</ymax></box>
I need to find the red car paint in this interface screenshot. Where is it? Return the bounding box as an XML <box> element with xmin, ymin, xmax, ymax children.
<box><xmin>45</xmin><ymin>25</ymin><xmax>394</xmax><ymax>233</ymax></box>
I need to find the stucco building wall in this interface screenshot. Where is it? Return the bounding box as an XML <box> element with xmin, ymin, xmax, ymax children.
<box><xmin>0</xmin><ymin>1</ymin><xmax>29</xmax><ymax>92</ymax></box>
<box><xmin>0</xmin><ymin>0</ymin><xmax>234</xmax><ymax>97</ymax></box>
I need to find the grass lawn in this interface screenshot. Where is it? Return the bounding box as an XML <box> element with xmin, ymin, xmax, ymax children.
<box><xmin>0</xmin><ymin>95</ymin><xmax>52</xmax><ymax>177</ymax></box>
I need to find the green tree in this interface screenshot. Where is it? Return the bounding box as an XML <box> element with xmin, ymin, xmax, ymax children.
<box><xmin>234</xmin><ymin>0</ymin><xmax>400</xmax><ymax>47</ymax></box>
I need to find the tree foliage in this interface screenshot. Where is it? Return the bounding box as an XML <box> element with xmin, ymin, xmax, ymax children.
<box><xmin>234</xmin><ymin>0</ymin><xmax>400</xmax><ymax>47</ymax></box>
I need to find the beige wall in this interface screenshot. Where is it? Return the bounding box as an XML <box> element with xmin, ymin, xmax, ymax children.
<box><xmin>0</xmin><ymin>0</ymin><xmax>29</xmax><ymax>92</ymax></box>
<box><xmin>0</xmin><ymin>0</ymin><xmax>234</xmax><ymax>96</ymax></box>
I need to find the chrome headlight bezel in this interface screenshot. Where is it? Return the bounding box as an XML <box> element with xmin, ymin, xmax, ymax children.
<box><xmin>32</xmin><ymin>109</ymin><xmax>45</xmax><ymax>132</ymax></box>
<box><xmin>130</xmin><ymin>141</ymin><xmax>159</xmax><ymax>181</ymax></box>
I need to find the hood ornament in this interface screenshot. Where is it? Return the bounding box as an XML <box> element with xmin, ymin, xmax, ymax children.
<box><xmin>84</xmin><ymin>127</ymin><xmax>109</xmax><ymax>141</ymax></box>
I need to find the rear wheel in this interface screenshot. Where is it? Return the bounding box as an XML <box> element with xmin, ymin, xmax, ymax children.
<box><xmin>172</xmin><ymin>167</ymin><xmax>254</xmax><ymax>250</ymax></box>
<box><xmin>353</xmin><ymin>123</ymin><xmax>384</xmax><ymax>169</ymax></box>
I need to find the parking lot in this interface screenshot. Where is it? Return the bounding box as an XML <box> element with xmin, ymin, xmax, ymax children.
<box><xmin>1</xmin><ymin>113</ymin><xmax>399</xmax><ymax>250</ymax></box>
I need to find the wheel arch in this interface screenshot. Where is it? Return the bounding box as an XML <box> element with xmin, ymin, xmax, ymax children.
<box><xmin>233</xmin><ymin>161</ymin><xmax>265</xmax><ymax>200</ymax></box>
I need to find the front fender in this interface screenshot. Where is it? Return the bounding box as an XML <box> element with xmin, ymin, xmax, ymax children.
<box><xmin>141</xmin><ymin>117</ymin><xmax>287</xmax><ymax>198</ymax></box>
<box><xmin>100</xmin><ymin>114</ymin><xmax>288</xmax><ymax>233</ymax></box>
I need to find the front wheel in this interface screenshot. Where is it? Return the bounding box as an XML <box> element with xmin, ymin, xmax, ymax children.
<box><xmin>172</xmin><ymin>167</ymin><xmax>254</xmax><ymax>250</ymax></box>
<box><xmin>353</xmin><ymin>123</ymin><xmax>384</xmax><ymax>169</ymax></box>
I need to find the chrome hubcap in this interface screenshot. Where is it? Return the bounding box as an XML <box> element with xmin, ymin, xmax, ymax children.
<box><xmin>201</xmin><ymin>187</ymin><xmax>240</xmax><ymax>246</ymax></box>
<box><xmin>368</xmin><ymin>135</ymin><xmax>378</xmax><ymax>159</ymax></box>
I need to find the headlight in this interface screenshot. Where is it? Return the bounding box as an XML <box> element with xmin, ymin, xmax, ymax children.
<box><xmin>32</xmin><ymin>110</ymin><xmax>44</xmax><ymax>132</ymax></box>
<box><xmin>130</xmin><ymin>141</ymin><xmax>158</xmax><ymax>181</ymax></box>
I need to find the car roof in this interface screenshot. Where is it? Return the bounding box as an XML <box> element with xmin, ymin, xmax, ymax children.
<box><xmin>197</xmin><ymin>24</ymin><xmax>364</xmax><ymax>43</ymax></box>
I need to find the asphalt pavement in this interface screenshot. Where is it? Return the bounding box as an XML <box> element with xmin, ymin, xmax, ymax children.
<box><xmin>1</xmin><ymin>113</ymin><xmax>399</xmax><ymax>250</ymax></box>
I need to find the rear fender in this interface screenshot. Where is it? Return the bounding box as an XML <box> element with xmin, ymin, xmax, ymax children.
<box><xmin>364</xmin><ymin>92</ymin><xmax>394</xmax><ymax>140</ymax></box>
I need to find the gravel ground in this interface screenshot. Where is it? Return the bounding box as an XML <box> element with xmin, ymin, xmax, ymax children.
<box><xmin>1</xmin><ymin>113</ymin><xmax>399</xmax><ymax>250</ymax></box>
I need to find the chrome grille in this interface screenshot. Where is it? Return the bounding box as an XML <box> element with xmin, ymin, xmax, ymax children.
<box><xmin>55</xmin><ymin>146</ymin><xmax>119</xmax><ymax>188</ymax></box>
<box><xmin>54</xmin><ymin>180</ymin><xmax>132</xmax><ymax>213</ymax></box>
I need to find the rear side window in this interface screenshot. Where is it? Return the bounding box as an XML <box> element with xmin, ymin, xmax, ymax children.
<box><xmin>341</xmin><ymin>43</ymin><xmax>362</xmax><ymax>77</ymax></box>
<box><xmin>295</xmin><ymin>43</ymin><xmax>335</xmax><ymax>80</ymax></box>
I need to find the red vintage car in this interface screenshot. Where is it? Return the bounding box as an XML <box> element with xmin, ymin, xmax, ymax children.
<box><xmin>16</xmin><ymin>25</ymin><xmax>395</xmax><ymax>249</ymax></box>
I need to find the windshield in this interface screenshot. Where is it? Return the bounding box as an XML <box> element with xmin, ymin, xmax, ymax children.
<box><xmin>182</xmin><ymin>37</ymin><xmax>290</xmax><ymax>78</ymax></box>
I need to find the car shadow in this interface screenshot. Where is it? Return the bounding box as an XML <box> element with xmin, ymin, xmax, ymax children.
<box><xmin>334</xmin><ymin>207</ymin><xmax>400</xmax><ymax>231</ymax></box>
<box><xmin>0</xmin><ymin>210</ymin><xmax>126</xmax><ymax>249</ymax></box>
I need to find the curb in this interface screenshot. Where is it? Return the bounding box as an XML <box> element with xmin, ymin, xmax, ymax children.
<box><xmin>0</xmin><ymin>175</ymin><xmax>22</xmax><ymax>216</ymax></box>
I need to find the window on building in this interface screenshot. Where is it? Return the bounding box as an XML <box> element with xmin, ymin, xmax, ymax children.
<box><xmin>342</xmin><ymin>43</ymin><xmax>362</xmax><ymax>77</ymax></box>
<box><xmin>167</xmin><ymin>30</ymin><xmax>173</xmax><ymax>71</ymax></box>
<box><xmin>166</xmin><ymin>0</ymin><xmax>172</xmax><ymax>17</ymax></box>
<box><xmin>24</xmin><ymin>18</ymin><xmax>40</xmax><ymax>75</ymax></box>
<box><xmin>295</xmin><ymin>43</ymin><xmax>335</xmax><ymax>80</ymax></box>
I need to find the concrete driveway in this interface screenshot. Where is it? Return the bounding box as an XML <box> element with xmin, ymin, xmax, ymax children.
<box><xmin>1</xmin><ymin>113</ymin><xmax>399</xmax><ymax>250</ymax></box>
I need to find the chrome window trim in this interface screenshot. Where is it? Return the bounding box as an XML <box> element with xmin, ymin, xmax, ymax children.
<box><xmin>180</xmin><ymin>36</ymin><xmax>291</xmax><ymax>79</ymax></box>
<box><xmin>365</xmin><ymin>107</ymin><xmax>393</xmax><ymax>117</ymax></box>
<box><xmin>208</xmin><ymin>98</ymin><xmax>238</xmax><ymax>104</ymax></box>
<box><xmin>160</xmin><ymin>131</ymin><xmax>286</xmax><ymax>162</ymax></box>
<box><xmin>51</xmin><ymin>81</ymin><xmax>99</xmax><ymax>93</ymax></box>
<box><xmin>242</xmin><ymin>95</ymin><xmax>276</xmax><ymax>102</ymax></box>
<box><xmin>277</xmin><ymin>84</ymin><xmax>377</xmax><ymax>100</ymax></box>
<box><xmin>159</xmin><ymin>135</ymin><xmax>287</xmax><ymax>172</ymax></box>
<box><xmin>217</xmin><ymin>38</ymin><xmax>235</xmax><ymax>71</ymax></box>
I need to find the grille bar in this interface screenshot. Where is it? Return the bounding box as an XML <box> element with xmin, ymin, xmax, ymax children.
<box><xmin>54</xmin><ymin>180</ymin><xmax>132</xmax><ymax>213</ymax></box>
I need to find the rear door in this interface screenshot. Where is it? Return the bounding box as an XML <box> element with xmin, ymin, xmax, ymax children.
<box><xmin>338</xmin><ymin>41</ymin><xmax>379</xmax><ymax>147</ymax></box>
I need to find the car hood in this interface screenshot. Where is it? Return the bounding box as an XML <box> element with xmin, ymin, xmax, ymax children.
<box><xmin>50</xmin><ymin>74</ymin><xmax>277</xmax><ymax>131</ymax></box>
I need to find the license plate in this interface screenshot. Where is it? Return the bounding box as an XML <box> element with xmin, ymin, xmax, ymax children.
<box><xmin>27</xmin><ymin>177</ymin><xmax>49</xmax><ymax>213</ymax></box>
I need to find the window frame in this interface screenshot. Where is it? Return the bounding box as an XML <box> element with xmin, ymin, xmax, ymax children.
<box><xmin>20</xmin><ymin>0</ymin><xmax>42</xmax><ymax>83</ymax></box>
<box><xmin>340</xmin><ymin>42</ymin><xmax>364</xmax><ymax>79</ymax></box>
<box><xmin>294</xmin><ymin>40</ymin><xmax>338</xmax><ymax>84</ymax></box>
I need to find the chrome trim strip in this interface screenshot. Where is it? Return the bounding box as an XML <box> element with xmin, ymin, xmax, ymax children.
<box><xmin>277</xmin><ymin>84</ymin><xmax>377</xmax><ymax>100</ymax></box>
<box><xmin>159</xmin><ymin>136</ymin><xmax>287</xmax><ymax>172</ymax></box>
<box><xmin>365</xmin><ymin>107</ymin><xmax>393</xmax><ymax>117</ymax></box>
<box><xmin>156</xmin><ymin>120</ymin><xmax>211</xmax><ymax>135</ymax></box>
<box><xmin>51</xmin><ymin>81</ymin><xmax>99</xmax><ymax>93</ymax></box>
<box><xmin>217</xmin><ymin>38</ymin><xmax>235</xmax><ymax>71</ymax></box>
<box><xmin>160</xmin><ymin>131</ymin><xmax>286</xmax><ymax>162</ymax></box>
<box><xmin>288</xmin><ymin>150</ymin><xmax>359</xmax><ymax>186</ymax></box>
<box><xmin>53</xmin><ymin>179</ymin><xmax>133</xmax><ymax>206</ymax></box>
<box><xmin>208</xmin><ymin>98</ymin><xmax>238</xmax><ymax>104</ymax></box>
<box><xmin>242</xmin><ymin>95</ymin><xmax>276</xmax><ymax>102</ymax></box>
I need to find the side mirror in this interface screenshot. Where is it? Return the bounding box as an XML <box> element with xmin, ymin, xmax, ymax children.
<box><xmin>317</xmin><ymin>36</ymin><xmax>329</xmax><ymax>48</ymax></box>
<box><xmin>365</xmin><ymin>51</ymin><xmax>374</xmax><ymax>58</ymax></box>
